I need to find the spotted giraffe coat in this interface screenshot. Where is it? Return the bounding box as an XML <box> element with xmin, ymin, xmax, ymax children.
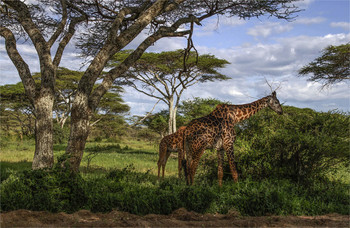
<box><xmin>183</xmin><ymin>92</ymin><xmax>283</xmax><ymax>186</ymax></box>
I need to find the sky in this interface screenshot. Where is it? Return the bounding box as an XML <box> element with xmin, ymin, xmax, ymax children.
<box><xmin>0</xmin><ymin>0</ymin><xmax>349</xmax><ymax>117</ymax></box>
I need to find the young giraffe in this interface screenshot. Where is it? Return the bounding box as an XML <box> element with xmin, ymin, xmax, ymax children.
<box><xmin>157</xmin><ymin>126</ymin><xmax>224</xmax><ymax>179</ymax></box>
<box><xmin>183</xmin><ymin>91</ymin><xmax>283</xmax><ymax>186</ymax></box>
<box><xmin>157</xmin><ymin>126</ymin><xmax>187</xmax><ymax>179</ymax></box>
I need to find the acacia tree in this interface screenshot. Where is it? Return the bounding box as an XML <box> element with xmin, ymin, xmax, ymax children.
<box><xmin>299</xmin><ymin>43</ymin><xmax>350</xmax><ymax>88</ymax></box>
<box><xmin>110</xmin><ymin>50</ymin><xmax>229</xmax><ymax>134</ymax></box>
<box><xmin>0</xmin><ymin>83</ymin><xmax>35</xmax><ymax>139</ymax></box>
<box><xmin>1</xmin><ymin>0</ymin><xmax>300</xmax><ymax>172</ymax></box>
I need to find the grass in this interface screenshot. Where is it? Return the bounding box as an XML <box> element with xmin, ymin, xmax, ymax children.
<box><xmin>0</xmin><ymin>139</ymin><xmax>35</xmax><ymax>163</ymax></box>
<box><xmin>0</xmin><ymin>138</ymin><xmax>179</xmax><ymax>178</ymax></box>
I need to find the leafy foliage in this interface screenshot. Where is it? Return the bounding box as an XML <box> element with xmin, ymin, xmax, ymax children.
<box><xmin>1</xmin><ymin>167</ymin><xmax>348</xmax><ymax>216</ymax></box>
<box><xmin>0</xmin><ymin>83</ymin><xmax>35</xmax><ymax>138</ymax></box>
<box><xmin>142</xmin><ymin>110</ymin><xmax>169</xmax><ymax>137</ymax></box>
<box><xmin>299</xmin><ymin>43</ymin><xmax>350</xmax><ymax>88</ymax></box>
<box><xmin>0</xmin><ymin>166</ymin><xmax>87</xmax><ymax>213</ymax></box>
<box><xmin>235</xmin><ymin>106</ymin><xmax>350</xmax><ymax>182</ymax></box>
<box><xmin>178</xmin><ymin>97</ymin><xmax>224</xmax><ymax>125</ymax></box>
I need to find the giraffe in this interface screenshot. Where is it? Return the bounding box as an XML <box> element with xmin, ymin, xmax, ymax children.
<box><xmin>157</xmin><ymin>126</ymin><xmax>187</xmax><ymax>179</ymax></box>
<box><xmin>183</xmin><ymin>91</ymin><xmax>283</xmax><ymax>186</ymax></box>
<box><xmin>157</xmin><ymin>126</ymin><xmax>224</xmax><ymax>179</ymax></box>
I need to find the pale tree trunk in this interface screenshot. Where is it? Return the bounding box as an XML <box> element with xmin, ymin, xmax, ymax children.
<box><xmin>168</xmin><ymin>98</ymin><xmax>177</xmax><ymax>135</ymax></box>
<box><xmin>32</xmin><ymin>92</ymin><xmax>55</xmax><ymax>169</ymax></box>
<box><xmin>168</xmin><ymin>106</ymin><xmax>178</xmax><ymax>135</ymax></box>
<box><xmin>172</xmin><ymin>106</ymin><xmax>177</xmax><ymax>133</ymax></box>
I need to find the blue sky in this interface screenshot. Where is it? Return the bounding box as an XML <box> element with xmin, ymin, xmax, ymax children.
<box><xmin>0</xmin><ymin>0</ymin><xmax>349</xmax><ymax>117</ymax></box>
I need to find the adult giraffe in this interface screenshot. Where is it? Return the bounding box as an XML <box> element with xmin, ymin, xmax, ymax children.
<box><xmin>183</xmin><ymin>91</ymin><xmax>283</xmax><ymax>186</ymax></box>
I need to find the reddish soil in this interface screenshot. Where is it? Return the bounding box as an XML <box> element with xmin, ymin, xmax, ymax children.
<box><xmin>1</xmin><ymin>208</ymin><xmax>349</xmax><ymax>227</ymax></box>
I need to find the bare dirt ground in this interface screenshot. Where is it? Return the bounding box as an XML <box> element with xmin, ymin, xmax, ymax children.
<box><xmin>1</xmin><ymin>208</ymin><xmax>349</xmax><ymax>227</ymax></box>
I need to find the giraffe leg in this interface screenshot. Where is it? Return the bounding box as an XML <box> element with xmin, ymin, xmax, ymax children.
<box><xmin>162</xmin><ymin>150</ymin><xmax>171</xmax><ymax>178</ymax></box>
<box><xmin>189</xmin><ymin>156</ymin><xmax>200</xmax><ymax>185</ymax></box>
<box><xmin>157</xmin><ymin>158</ymin><xmax>162</xmax><ymax>180</ymax></box>
<box><xmin>188</xmin><ymin>146</ymin><xmax>206</xmax><ymax>185</ymax></box>
<box><xmin>224</xmin><ymin>136</ymin><xmax>238</xmax><ymax>183</ymax></box>
<box><xmin>217</xmin><ymin>148</ymin><xmax>225</xmax><ymax>187</ymax></box>
<box><xmin>225</xmin><ymin>148</ymin><xmax>238</xmax><ymax>182</ymax></box>
<box><xmin>178</xmin><ymin>149</ymin><xmax>184</xmax><ymax>179</ymax></box>
<box><xmin>184</xmin><ymin>139</ymin><xmax>192</xmax><ymax>185</ymax></box>
<box><xmin>158</xmin><ymin>141</ymin><xmax>169</xmax><ymax>179</ymax></box>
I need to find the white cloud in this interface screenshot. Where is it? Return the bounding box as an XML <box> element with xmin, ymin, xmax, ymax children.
<box><xmin>247</xmin><ymin>22</ymin><xmax>293</xmax><ymax>38</ymax></box>
<box><xmin>294</xmin><ymin>0</ymin><xmax>315</xmax><ymax>9</ymax></box>
<box><xmin>330</xmin><ymin>22</ymin><xmax>350</xmax><ymax>31</ymax></box>
<box><xmin>192</xmin><ymin>33</ymin><xmax>350</xmax><ymax>111</ymax></box>
<box><xmin>293</xmin><ymin>17</ymin><xmax>326</xmax><ymax>25</ymax></box>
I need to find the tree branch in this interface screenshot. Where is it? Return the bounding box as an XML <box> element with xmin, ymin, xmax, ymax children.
<box><xmin>129</xmin><ymin>82</ymin><xmax>166</xmax><ymax>103</ymax></box>
<box><xmin>4</xmin><ymin>0</ymin><xmax>48</xmax><ymax>57</ymax></box>
<box><xmin>132</xmin><ymin>99</ymin><xmax>161</xmax><ymax>126</ymax></box>
<box><xmin>89</xmin><ymin>25</ymin><xmax>190</xmax><ymax>109</ymax></box>
<box><xmin>53</xmin><ymin>14</ymin><xmax>87</xmax><ymax>68</ymax></box>
<box><xmin>0</xmin><ymin>26</ymin><xmax>36</xmax><ymax>104</ymax></box>
<box><xmin>47</xmin><ymin>0</ymin><xmax>68</xmax><ymax>48</ymax></box>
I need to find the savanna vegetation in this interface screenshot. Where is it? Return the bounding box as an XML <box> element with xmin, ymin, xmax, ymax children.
<box><xmin>1</xmin><ymin>0</ymin><xmax>348</xmax><ymax>220</ymax></box>
<box><xmin>1</xmin><ymin>0</ymin><xmax>301</xmax><ymax>172</ymax></box>
<box><xmin>1</xmin><ymin>98</ymin><xmax>349</xmax><ymax>216</ymax></box>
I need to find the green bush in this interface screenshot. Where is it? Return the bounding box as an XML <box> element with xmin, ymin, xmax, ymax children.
<box><xmin>53</xmin><ymin>123</ymin><xmax>69</xmax><ymax>144</ymax></box>
<box><xmin>1</xmin><ymin>165</ymin><xmax>349</xmax><ymax>216</ymax></box>
<box><xmin>236</xmin><ymin>107</ymin><xmax>350</xmax><ymax>182</ymax></box>
<box><xmin>0</xmin><ymin>167</ymin><xmax>87</xmax><ymax>213</ymax></box>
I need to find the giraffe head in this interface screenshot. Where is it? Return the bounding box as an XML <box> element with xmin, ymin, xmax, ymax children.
<box><xmin>267</xmin><ymin>91</ymin><xmax>283</xmax><ymax>115</ymax></box>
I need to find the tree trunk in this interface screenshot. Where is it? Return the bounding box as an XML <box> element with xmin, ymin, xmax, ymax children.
<box><xmin>168</xmin><ymin>98</ymin><xmax>176</xmax><ymax>135</ymax></box>
<box><xmin>172</xmin><ymin>106</ymin><xmax>177</xmax><ymax>133</ymax></box>
<box><xmin>65</xmin><ymin>93</ymin><xmax>92</xmax><ymax>172</ymax></box>
<box><xmin>167</xmin><ymin>96</ymin><xmax>179</xmax><ymax>135</ymax></box>
<box><xmin>32</xmin><ymin>93</ymin><xmax>54</xmax><ymax>169</ymax></box>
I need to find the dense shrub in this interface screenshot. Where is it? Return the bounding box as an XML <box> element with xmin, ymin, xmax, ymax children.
<box><xmin>53</xmin><ymin>123</ymin><xmax>69</xmax><ymax>144</ymax></box>
<box><xmin>235</xmin><ymin>107</ymin><xmax>349</xmax><ymax>182</ymax></box>
<box><xmin>1</xmin><ymin>166</ymin><xmax>349</xmax><ymax>216</ymax></box>
<box><xmin>0</xmin><ymin>166</ymin><xmax>87</xmax><ymax>213</ymax></box>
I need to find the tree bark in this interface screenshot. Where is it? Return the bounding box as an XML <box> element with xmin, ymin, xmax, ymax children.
<box><xmin>172</xmin><ymin>106</ymin><xmax>177</xmax><ymax>133</ymax></box>
<box><xmin>168</xmin><ymin>98</ymin><xmax>175</xmax><ymax>135</ymax></box>
<box><xmin>65</xmin><ymin>92</ymin><xmax>92</xmax><ymax>172</ymax></box>
<box><xmin>168</xmin><ymin>105</ymin><xmax>178</xmax><ymax>135</ymax></box>
<box><xmin>32</xmin><ymin>92</ymin><xmax>55</xmax><ymax>169</ymax></box>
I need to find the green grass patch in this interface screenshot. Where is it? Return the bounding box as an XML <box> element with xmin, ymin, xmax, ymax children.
<box><xmin>1</xmin><ymin>139</ymin><xmax>179</xmax><ymax>178</ymax></box>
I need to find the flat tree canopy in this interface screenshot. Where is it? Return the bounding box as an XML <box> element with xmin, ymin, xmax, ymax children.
<box><xmin>299</xmin><ymin>43</ymin><xmax>350</xmax><ymax>88</ymax></box>
<box><xmin>109</xmin><ymin>50</ymin><xmax>230</xmax><ymax>134</ymax></box>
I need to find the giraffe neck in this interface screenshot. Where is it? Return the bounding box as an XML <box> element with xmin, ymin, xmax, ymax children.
<box><xmin>231</xmin><ymin>97</ymin><xmax>269</xmax><ymax>123</ymax></box>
